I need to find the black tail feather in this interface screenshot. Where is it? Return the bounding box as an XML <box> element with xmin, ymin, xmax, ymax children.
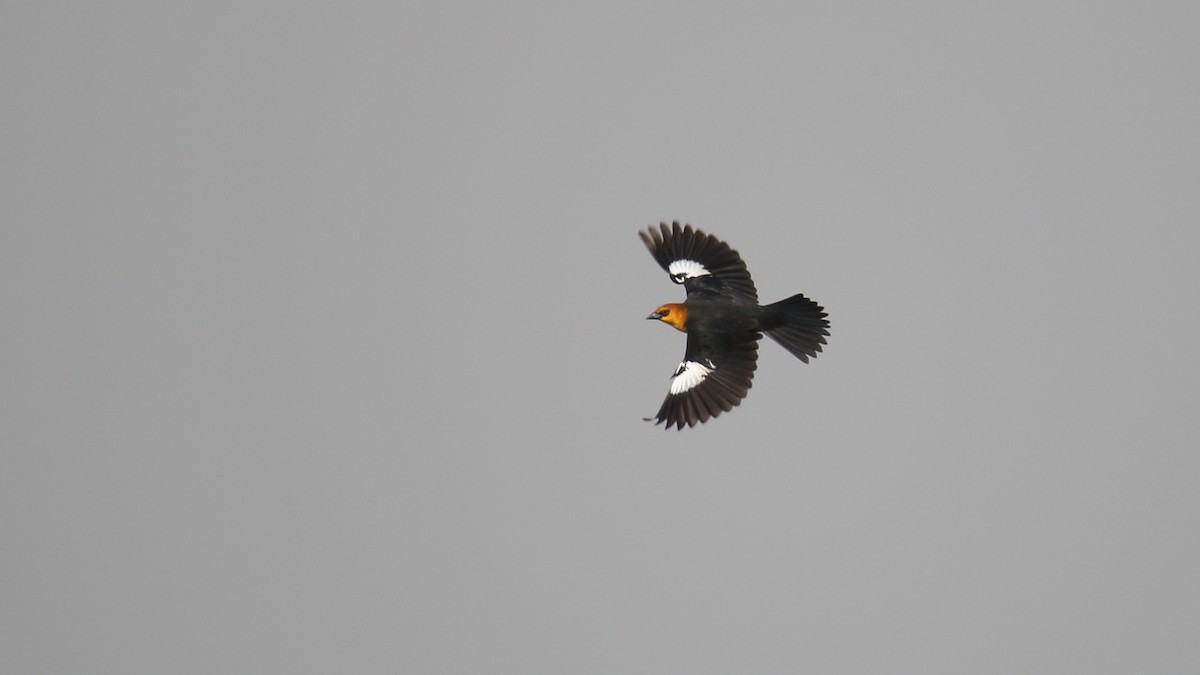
<box><xmin>762</xmin><ymin>294</ymin><xmax>830</xmax><ymax>363</ymax></box>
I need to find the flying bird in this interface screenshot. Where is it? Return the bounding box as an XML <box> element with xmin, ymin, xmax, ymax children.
<box><xmin>641</xmin><ymin>221</ymin><xmax>830</xmax><ymax>429</ymax></box>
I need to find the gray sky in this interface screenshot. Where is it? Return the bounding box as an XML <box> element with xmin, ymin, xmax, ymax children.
<box><xmin>4</xmin><ymin>2</ymin><xmax>1199</xmax><ymax>673</ymax></box>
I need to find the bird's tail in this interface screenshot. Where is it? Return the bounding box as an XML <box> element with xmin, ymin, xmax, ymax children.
<box><xmin>762</xmin><ymin>294</ymin><xmax>830</xmax><ymax>363</ymax></box>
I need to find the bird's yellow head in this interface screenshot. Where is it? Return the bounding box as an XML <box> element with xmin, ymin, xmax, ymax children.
<box><xmin>646</xmin><ymin>303</ymin><xmax>688</xmax><ymax>332</ymax></box>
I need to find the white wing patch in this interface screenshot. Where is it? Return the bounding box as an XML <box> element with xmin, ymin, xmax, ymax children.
<box><xmin>667</xmin><ymin>259</ymin><xmax>711</xmax><ymax>283</ymax></box>
<box><xmin>669</xmin><ymin>360</ymin><xmax>713</xmax><ymax>395</ymax></box>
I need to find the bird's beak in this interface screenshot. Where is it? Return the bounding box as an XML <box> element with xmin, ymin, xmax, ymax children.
<box><xmin>646</xmin><ymin>312</ymin><xmax>663</xmax><ymax>320</ymax></box>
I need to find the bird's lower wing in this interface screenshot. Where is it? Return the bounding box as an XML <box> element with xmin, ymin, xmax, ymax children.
<box><xmin>648</xmin><ymin>332</ymin><xmax>759</xmax><ymax>430</ymax></box>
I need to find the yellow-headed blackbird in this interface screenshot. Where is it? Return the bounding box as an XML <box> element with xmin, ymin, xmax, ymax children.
<box><xmin>641</xmin><ymin>221</ymin><xmax>830</xmax><ymax>429</ymax></box>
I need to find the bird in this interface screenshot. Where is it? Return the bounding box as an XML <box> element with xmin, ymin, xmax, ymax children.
<box><xmin>641</xmin><ymin>221</ymin><xmax>830</xmax><ymax>429</ymax></box>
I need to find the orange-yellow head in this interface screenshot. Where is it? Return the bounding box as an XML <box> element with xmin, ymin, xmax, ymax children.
<box><xmin>646</xmin><ymin>303</ymin><xmax>688</xmax><ymax>332</ymax></box>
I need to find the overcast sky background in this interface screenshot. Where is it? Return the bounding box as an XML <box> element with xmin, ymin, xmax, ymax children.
<box><xmin>4</xmin><ymin>2</ymin><xmax>1199</xmax><ymax>673</ymax></box>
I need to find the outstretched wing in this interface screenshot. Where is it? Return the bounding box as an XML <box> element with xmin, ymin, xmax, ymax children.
<box><xmin>640</xmin><ymin>221</ymin><xmax>758</xmax><ymax>303</ymax></box>
<box><xmin>648</xmin><ymin>330</ymin><xmax>760</xmax><ymax>430</ymax></box>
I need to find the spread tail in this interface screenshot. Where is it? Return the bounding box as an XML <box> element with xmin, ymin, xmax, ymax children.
<box><xmin>762</xmin><ymin>294</ymin><xmax>830</xmax><ymax>363</ymax></box>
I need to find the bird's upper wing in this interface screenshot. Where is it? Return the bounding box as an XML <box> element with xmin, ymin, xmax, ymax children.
<box><xmin>649</xmin><ymin>330</ymin><xmax>760</xmax><ymax>430</ymax></box>
<box><xmin>640</xmin><ymin>221</ymin><xmax>758</xmax><ymax>303</ymax></box>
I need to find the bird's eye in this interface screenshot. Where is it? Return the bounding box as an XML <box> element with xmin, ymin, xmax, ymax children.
<box><xmin>660</xmin><ymin>309</ymin><xmax>670</xmax><ymax>317</ymax></box>
<box><xmin>671</xmin><ymin>274</ymin><xmax>686</xmax><ymax>283</ymax></box>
